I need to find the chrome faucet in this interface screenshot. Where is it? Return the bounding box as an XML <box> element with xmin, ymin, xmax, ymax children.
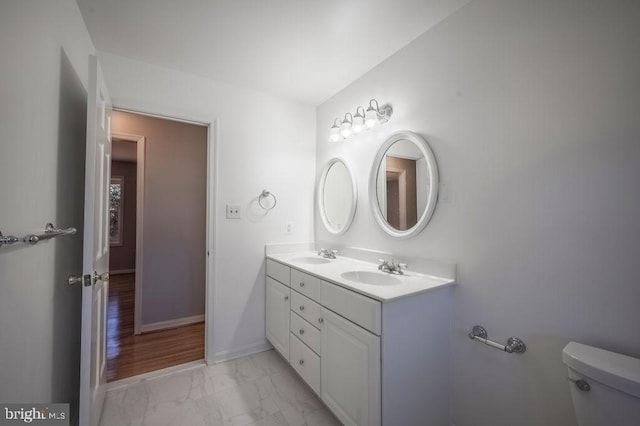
<box><xmin>318</xmin><ymin>248</ymin><xmax>337</xmax><ymax>259</ymax></box>
<box><xmin>378</xmin><ymin>258</ymin><xmax>407</xmax><ymax>275</ymax></box>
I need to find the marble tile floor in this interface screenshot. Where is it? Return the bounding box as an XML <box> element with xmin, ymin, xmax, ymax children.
<box><xmin>100</xmin><ymin>349</ymin><xmax>342</xmax><ymax>426</ymax></box>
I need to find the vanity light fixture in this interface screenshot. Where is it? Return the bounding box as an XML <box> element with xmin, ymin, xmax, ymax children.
<box><xmin>328</xmin><ymin>98</ymin><xmax>392</xmax><ymax>142</ymax></box>
<box><xmin>340</xmin><ymin>113</ymin><xmax>353</xmax><ymax>139</ymax></box>
<box><xmin>329</xmin><ymin>119</ymin><xmax>341</xmax><ymax>142</ymax></box>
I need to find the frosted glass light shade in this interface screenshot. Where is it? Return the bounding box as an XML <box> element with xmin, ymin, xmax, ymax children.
<box><xmin>329</xmin><ymin>122</ymin><xmax>340</xmax><ymax>142</ymax></box>
<box><xmin>352</xmin><ymin>113</ymin><xmax>365</xmax><ymax>134</ymax></box>
<box><xmin>329</xmin><ymin>119</ymin><xmax>340</xmax><ymax>142</ymax></box>
<box><xmin>340</xmin><ymin>120</ymin><xmax>352</xmax><ymax>138</ymax></box>
<box><xmin>365</xmin><ymin>107</ymin><xmax>378</xmax><ymax>128</ymax></box>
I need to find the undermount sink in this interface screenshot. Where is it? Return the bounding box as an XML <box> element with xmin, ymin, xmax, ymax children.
<box><xmin>340</xmin><ymin>270</ymin><xmax>402</xmax><ymax>286</ymax></box>
<box><xmin>291</xmin><ymin>256</ymin><xmax>331</xmax><ymax>265</ymax></box>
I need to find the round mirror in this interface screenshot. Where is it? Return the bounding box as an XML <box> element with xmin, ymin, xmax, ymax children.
<box><xmin>318</xmin><ymin>158</ymin><xmax>357</xmax><ymax>235</ymax></box>
<box><xmin>369</xmin><ymin>131</ymin><xmax>438</xmax><ymax>238</ymax></box>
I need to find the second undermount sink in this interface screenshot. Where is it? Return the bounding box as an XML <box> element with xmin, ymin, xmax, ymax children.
<box><xmin>340</xmin><ymin>270</ymin><xmax>402</xmax><ymax>286</ymax></box>
<box><xmin>291</xmin><ymin>256</ymin><xmax>331</xmax><ymax>265</ymax></box>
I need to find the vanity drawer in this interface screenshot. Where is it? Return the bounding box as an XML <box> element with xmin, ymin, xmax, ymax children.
<box><xmin>266</xmin><ymin>259</ymin><xmax>290</xmax><ymax>286</ymax></box>
<box><xmin>321</xmin><ymin>280</ymin><xmax>382</xmax><ymax>335</ymax></box>
<box><xmin>290</xmin><ymin>311</ymin><xmax>320</xmax><ymax>354</ymax></box>
<box><xmin>291</xmin><ymin>268</ymin><xmax>321</xmax><ymax>301</ymax></box>
<box><xmin>291</xmin><ymin>290</ymin><xmax>323</xmax><ymax>329</ymax></box>
<box><xmin>290</xmin><ymin>333</ymin><xmax>320</xmax><ymax>395</ymax></box>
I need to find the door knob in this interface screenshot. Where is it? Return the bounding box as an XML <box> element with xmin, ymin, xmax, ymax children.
<box><xmin>68</xmin><ymin>274</ymin><xmax>91</xmax><ymax>287</ymax></box>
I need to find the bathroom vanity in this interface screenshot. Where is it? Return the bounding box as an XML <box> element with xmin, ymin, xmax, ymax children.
<box><xmin>265</xmin><ymin>250</ymin><xmax>455</xmax><ymax>426</ymax></box>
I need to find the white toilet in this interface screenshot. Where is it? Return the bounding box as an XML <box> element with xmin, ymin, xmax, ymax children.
<box><xmin>562</xmin><ymin>341</ymin><xmax>640</xmax><ymax>426</ymax></box>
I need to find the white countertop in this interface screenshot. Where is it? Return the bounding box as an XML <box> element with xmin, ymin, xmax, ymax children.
<box><xmin>266</xmin><ymin>251</ymin><xmax>456</xmax><ymax>302</ymax></box>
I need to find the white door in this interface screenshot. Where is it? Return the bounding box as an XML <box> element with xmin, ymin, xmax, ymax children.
<box><xmin>265</xmin><ymin>277</ymin><xmax>290</xmax><ymax>361</ymax></box>
<box><xmin>78</xmin><ymin>55</ymin><xmax>112</xmax><ymax>426</ymax></box>
<box><xmin>320</xmin><ymin>307</ymin><xmax>381</xmax><ymax>426</ymax></box>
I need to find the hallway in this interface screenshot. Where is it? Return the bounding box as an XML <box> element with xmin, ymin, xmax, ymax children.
<box><xmin>107</xmin><ymin>273</ymin><xmax>205</xmax><ymax>381</ymax></box>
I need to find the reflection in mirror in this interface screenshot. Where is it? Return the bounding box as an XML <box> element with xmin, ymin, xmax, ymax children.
<box><xmin>376</xmin><ymin>140</ymin><xmax>429</xmax><ymax>231</ymax></box>
<box><xmin>370</xmin><ymin>132</ymin><xmax>438</xmax><ymax>238</ymax></box>
<box><xmin>318</xmin><ymin>158</ymin><xmax>357</xmax><ymax>235</ymax></box>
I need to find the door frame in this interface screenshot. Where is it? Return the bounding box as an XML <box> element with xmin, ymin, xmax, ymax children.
<box><xmin>111</xmin><ymin>107</ymin><xmax>217</xmax><ymax>364</ymax></box>
<box><xmin>110</xmin><ymin>131</ymin><xmax>146</xmax><ymax>335</ymax></box>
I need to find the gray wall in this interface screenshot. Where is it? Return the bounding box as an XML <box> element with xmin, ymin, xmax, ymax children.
<box><xmin>111</xmin><ymin>111</ymin><xmax>207</xmax><ymax>325</ymax></box>
<box><xmin>0</xmin><ymin>1</ymin><xmax>95</xmax><ymax>422</ymax></box>
<box><xmin>109</xmin><ymin>161</ymin><xmax>137</xmax><ymax>272</ymax></box>
<box><xmin>315</xmin><ymin>0</ymin><xmax>640</xmax><ymax>425</ymax></box>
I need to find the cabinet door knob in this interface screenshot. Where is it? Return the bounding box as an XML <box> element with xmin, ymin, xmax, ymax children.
<box><xmin>299</xmin><ymin>305</ymin><xmax>305</xmax><ymax>311</ymax></box>
<box><xmin>318</xmin><ymin>317</ymin><xmax>324</xmax><ymax>324</ymax></box>
<box><xmin>299</xmin><ymin>329</ymin><xmax>305</xmax><ymax>335</ymax></box>
<box><xmin>299</xmin><ymin>282</ymin><xmax>305</xmax><ymax>287</ymax></box>
<box><xmin>284</xmin><ymin>295</ymin><xmax>289</xmax><ymax>300</ymax></box>
<box><xmin>299</xmin><ymin>359</ymin><xmax>304</xmax><ymax>365</ymax></box>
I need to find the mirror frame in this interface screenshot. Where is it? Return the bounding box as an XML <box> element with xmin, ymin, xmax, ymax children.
<box><xmin>318</xmin><ymin>157</ymin><xmax>358</xmax><ymax>235</ymax></box>
<box><xmin>369</xmin><ymin>131</ymin><xmax>439</xmax><ymax>239</ymax></box>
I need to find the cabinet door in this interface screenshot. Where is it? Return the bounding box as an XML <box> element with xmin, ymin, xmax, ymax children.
<box><xmin>266</xmin><ymin>277</ymin><xmax>290</xmax><ymax>361</ymax></box>
<box><xmin>320</xmin><ymin>308</ymin><xmax>381</xmax><ymax>426</ymax></box>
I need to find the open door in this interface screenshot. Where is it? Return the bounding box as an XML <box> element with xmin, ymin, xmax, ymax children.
<box><xmin>78</xmin><ymin>55</ymin><xmax>112</xmax><ymax>426</ymax></box>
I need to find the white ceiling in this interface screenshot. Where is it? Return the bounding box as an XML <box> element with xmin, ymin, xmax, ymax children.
<box><xmin>76</xmin><ymin>0</ymin><xmax>470</xmax><ymax>105</ymax></box>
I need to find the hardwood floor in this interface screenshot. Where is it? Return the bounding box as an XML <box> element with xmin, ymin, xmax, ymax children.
<box><xmin>106</xmin><ymin>273</ymin><xmax>204</xmax><ymax>382</ymax></box>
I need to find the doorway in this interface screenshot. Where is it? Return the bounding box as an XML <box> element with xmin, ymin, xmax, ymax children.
<box><xmin>106</xmin><ymin>110</ymin><xmax>208</xmax><ymax>381</ymax></box>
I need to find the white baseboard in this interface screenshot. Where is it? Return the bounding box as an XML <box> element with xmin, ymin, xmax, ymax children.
<box><xmin>110</xmin><ymin>269</ymin><xmax>136</xmax><ymax>275</ymax></box>
<box><xmin>212</xmin><ymin>340</ymin><xmax>273</xmax><ymax>364</ymax></box>
<box><xmin>140</xmin><ymin>314</ymin><xmax>204</xmax><ymax>333</ymax></box>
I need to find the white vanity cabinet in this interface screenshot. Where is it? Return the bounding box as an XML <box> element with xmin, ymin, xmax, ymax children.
<box><xmin>321</xmin><ymin>307</ymin><xmax>380</xmax><ymax>426</ymax></box>
<box><xmin>265</xmin><ymin>257</ymin><xmax>452</xmax><ymax>426</ymax></box>
<box><xmin>265</xmin><ymin>261</ymin><xmax>291</xmax><ymax>361</ymax></box>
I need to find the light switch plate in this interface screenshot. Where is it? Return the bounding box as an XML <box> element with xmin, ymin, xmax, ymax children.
<box><xmin>226</xmin><ymin>204</ymin><xmax>241</xmax><ymax>219</ymax></box>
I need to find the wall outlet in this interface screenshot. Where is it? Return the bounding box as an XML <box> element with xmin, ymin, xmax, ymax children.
<box><xmin>226</xmin><ymin>204</ymin><xmax>241</xmax><ymax>219</ymax></box>
<box><xmin>285</xmin><ymin>222</ymin><xmax>293</xmax><ymax>234</ymax></box>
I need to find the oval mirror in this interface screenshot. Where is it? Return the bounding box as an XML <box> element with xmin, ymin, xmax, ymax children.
<box><xmin>369</xmin><ymin>131</ymin><xmax>438</xmax><ymax>238</ymax></box>
<box><xmin>318</xmin><ymin>158</ymin><xmax>357</xmax><ymax>235</ymax></box>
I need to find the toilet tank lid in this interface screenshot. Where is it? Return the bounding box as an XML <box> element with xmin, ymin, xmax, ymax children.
<box><xmin>563</xmin><ymin>342</ymin><xmax>640</xmax><ymax>398</ymax></box>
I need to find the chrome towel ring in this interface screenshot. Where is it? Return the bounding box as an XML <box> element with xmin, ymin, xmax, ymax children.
<box><xmin>258</xmin><ymin>190</ymin><xmax>277</xmax><ymax>210</ymax></box>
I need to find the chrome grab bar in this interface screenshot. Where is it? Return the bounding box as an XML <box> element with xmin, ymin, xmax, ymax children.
<box><xmin>468</xmin><ymin>325</ymin><xmax>526</xmax><ymax>354</ymax></box>
<box><xmin>0</xmin><ymin>223</ymin><xmax>77</xmax><ymax>248</ymax></box>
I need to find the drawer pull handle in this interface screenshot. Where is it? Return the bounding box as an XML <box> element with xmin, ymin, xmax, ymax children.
<box><xmin>299</xmin><ymin>305</ymin><xmax>305</xmax><ymax>311</ymax></box>
<box><xmin>299</xmin><ymin>329</ymin><xmax>305</xmax><ymax>335</ymax></box>
<box><xmin>318</xmin><ymin>317</ymin><xmax>324</xmax><ymax>324</ymax></box>
<box><xmin>284</xmin><ymin>296</ymin><xmax>289</xmax><ymax>300</ymax></box>
<box><xmin>299</xmin><ymin>282</ymin><xmax>305</xmax><ymax>287</ymax></box>
<box><xmin>299</xmin><ymin>359</ymin><xmax>304</xmax><ymax>365</ymax></box>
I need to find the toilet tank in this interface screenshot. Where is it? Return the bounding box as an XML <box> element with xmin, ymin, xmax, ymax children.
<box><xmin>562</xmin><ymin>342</ymin><xmax>640</xmax><ymax>426</ymax></box>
